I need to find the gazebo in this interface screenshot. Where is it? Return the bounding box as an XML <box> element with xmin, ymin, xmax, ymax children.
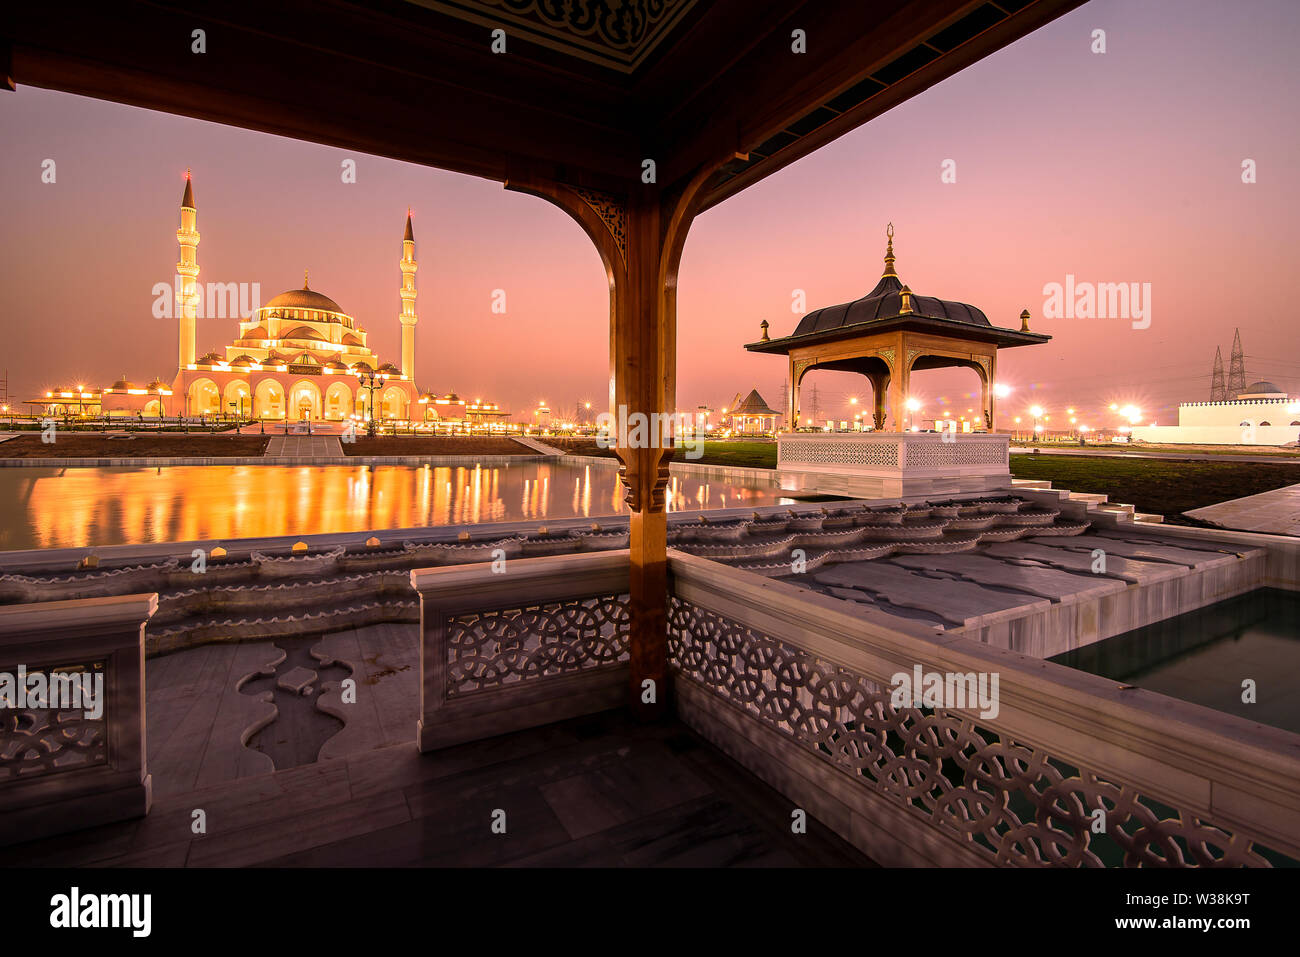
<box><xmin>727</xmin><ymin>389</ymin><xmax>780</xmax><ymax>434</ymax></box>
<box><xmin>747</xmin><ymin>225</ymin><xmax>1049</xmax><ymax>433</ymax></box>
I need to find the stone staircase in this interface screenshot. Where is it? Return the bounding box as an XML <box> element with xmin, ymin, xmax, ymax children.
<box><xmin>1012</xmin><ymin>482</ymin><xmax>1164</xmax><ymax>527</ymax></box>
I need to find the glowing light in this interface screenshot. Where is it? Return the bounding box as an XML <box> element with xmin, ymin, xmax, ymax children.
<box><xmin>904</xmin><ymin>397</ymin><xmax>921</xmax><ymax>412</ymax></box>
<box><xmin>1029</xmin><ymin>406</ymin><xmax>1043</xmax><ymax>418</ymax></box>
<box><xmin>993</xmin><ymin>383</ymin><xmax>1011</xmax><ymax>399</ymax></box>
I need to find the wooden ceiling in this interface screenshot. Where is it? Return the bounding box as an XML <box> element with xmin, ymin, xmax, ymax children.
<box><xmin>3</xmin><ymin>0</ymin><xmax>1085</xmax><ymax>207</ymax></box>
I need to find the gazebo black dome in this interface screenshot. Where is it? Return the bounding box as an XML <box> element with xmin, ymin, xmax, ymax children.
<box><xmin>794</xmin><ymin>273</ymin><xmax>990</xmax><ymax>337</ymax></box>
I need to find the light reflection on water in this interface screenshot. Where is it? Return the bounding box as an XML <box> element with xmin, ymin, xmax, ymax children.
<box><xmin>0</xmin><ymin>462</ymin><xmax>792</xmax><ymax>551</ymax></box>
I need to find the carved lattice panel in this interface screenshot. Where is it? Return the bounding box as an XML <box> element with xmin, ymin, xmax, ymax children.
<box><xmin>0</xmin><ymin>661</ymin><xmax>108</xmax><ymax>779</ymax></box>
<box><xmin>447</xmin><ymin>594</ymin><xmax>630</xmax><ymax>695</ymax></box>
<box><xmin>667</xmin><ymin>599</ymin><xmax>1290</xmax><ymax>867</ymax></box>
<box><xmin>905</xmin><ymin>442</ymin><xmax>1007</xmax><ymax>468</ymax></box>
<box><xmin>781</xmin><ymin>440</ymin><xmax>901</xmax><ymax>467</ymax></box>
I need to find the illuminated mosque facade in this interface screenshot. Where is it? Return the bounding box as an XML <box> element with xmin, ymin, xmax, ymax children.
<box><xmin>40</xmin><ymin>173</ymin><xmax>505</xmax><ymax>426</ymax></box>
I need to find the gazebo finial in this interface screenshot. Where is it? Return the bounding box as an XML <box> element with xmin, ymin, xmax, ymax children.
<box><xmin>882</xmin><ymin>222</ymin><xmax>898</xmax><ymax>278</ymax></box>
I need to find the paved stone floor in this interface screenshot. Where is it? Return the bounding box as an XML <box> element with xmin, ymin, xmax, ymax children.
<box><xmin>0</xmin><ymin>711</ymin><xmax>873</xmax><ymax>867</ymax></box>
<box><xmin>1185</xmin><ymin>483</ymin><xmax>1300</xmax><ymax>536</ymax></box>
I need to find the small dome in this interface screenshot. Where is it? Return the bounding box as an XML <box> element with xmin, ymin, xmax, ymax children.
<box><xmin>351</xmin><ymin>361</ymin><xmax>373</xmax><ymax>374</ymax></box>
<box><xmin>1239</xmin><ymin>380</ymin><xmax>1285</xmax><ymax>397</ymax></box>
<box><xmin>111</xmin><ymin>378</ymin><xmax>137</xmax><ymax>391</ymax></box>
<box><xmin>324</xmin><ymin>359</ymin><xmax>349</xmax><ymax>371</ymax></box>
<box><xmin>377</xmin><ymin>362</ymin><xmax>401</xmax><ymax>374</ymax></box>
<box><xmin>281</xmin><ymin>325</ymin><xmax>326</xmax><ymax>342</ymax></box>
<box><xmin>148</xmin><ymin>379</ymin><xmax>168</xmax><ymax>391</ymax></box>
<box><xmin>228</xmin><ymin>354</ymin><xmax>256</xmax><ymax>366</ymax></box>
<box><xmin>197</xmin><ymin>351</ymin><xmax>223</xmax><ymax>364</ymax></box>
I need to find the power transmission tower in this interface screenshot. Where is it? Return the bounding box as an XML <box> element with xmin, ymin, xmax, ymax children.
<box><xmin>1209</xmin><ymin>347</ymin><xmax>1225</xmax><ymax>401</ymax></box>
<box><xmin>1226</xmin><ymin>328</ymin><xmax>1247</xmax><ymax>398</ymax></box>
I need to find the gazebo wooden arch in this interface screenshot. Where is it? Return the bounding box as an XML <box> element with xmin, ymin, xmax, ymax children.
<box><xmin>5</xmin><ymin>0</ymin><xmax>1082</xmax><ymax>719</ymax></box>
<box><xmin>747</xmin><ymin>225</ymin><xmax>1050</xmax><ymax>432</ymax></box>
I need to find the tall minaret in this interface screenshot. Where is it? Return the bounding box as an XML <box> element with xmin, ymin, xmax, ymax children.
<box><xmin>176</xmin><ymin>169</ymin><xmax>200</xmax><ymax>368</ymax></box>
<box><xmin>398</xmin><ymin>209</ymin><xmax>418</xmax><ymax>381</ymax></box>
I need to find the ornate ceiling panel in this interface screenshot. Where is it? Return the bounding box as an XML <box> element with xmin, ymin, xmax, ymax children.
<box><xmin>406</xmin><ymin>0</ymin><xmax>699</xmax><ymax>72</ymax></box>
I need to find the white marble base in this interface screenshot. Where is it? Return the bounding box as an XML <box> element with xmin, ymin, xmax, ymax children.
<box><xmin>777</xmin><ymin>432</ymin><xmax>1011</xmax><ymax>498</ymax></box>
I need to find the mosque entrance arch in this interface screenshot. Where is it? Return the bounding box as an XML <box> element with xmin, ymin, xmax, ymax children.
<box><xmin>187</xmin><ymin>378</ymin><xmax>221</xmax><ymax>416</ymax></box>
<box><xmin>381</xmin><ymin>386</ymin><xmax>408</xmax><ymax>421</ymax></box>
<box><xmin>255</xmin><ymin>379</ymin><xmax>284</xmax><ymax>419</ymax></box>
<box><xmin>324</xmin><ymin>381</ymin><xmax>353</xmax><ymax>421</ymax></box>
<box><xmin>289</xmin><ymin>380</ymin><xmax>323</xmax><ymax>421</ymax></box>
<box><xmin>223</xmin><ymin>379</ymin><xmax>251</xmax><ymax>419</ymax></box>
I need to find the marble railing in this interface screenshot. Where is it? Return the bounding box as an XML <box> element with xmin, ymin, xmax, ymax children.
<box><xmin>667</xmin><ymin>550</ymin><xmax>1300</xmax><ymax>868</ymax></box>
<box><xmin>410</xmin><ymin>551</ymin><xmax>631</xmax><ymax>751</ymax></box>
<box><xmin>0</xmin><ymin>594</ymin><xmax>157</xmax><ymax>845</ymax></box>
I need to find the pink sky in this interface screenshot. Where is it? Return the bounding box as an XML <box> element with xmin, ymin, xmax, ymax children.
<box><xmin>1</xmin><ymin>0</ymin><xmax>1297</xmax><ymax>427</ymax></box>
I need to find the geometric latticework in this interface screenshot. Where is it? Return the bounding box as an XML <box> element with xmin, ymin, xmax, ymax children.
<box><xmin>667</xmin><ymin>599</ymin><xmax>1292</xmax><ymax>867</ymax></box>
<box><xmin>447</xmin><ymin>594</ymin><xmax>630</xmax><ymax>696</ymax></box>
<box><xmin>780</xmin><ymin>440</ymin><xmax>901</xmax><ymax>467</ymax></box>
<box><xmin>904</xmin><ymin>441</ymin><xmax>1007</xmax><ymax>468</ymax></box>
<box><xmin>0</xmin><ymin>662</ymin><xmax>108</xmax><ymax>780</ymax></box>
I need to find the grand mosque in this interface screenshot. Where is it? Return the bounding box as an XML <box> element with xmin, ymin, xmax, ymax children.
<box><xmin>37</xmin><ymin>172</ymin><xmax>506</xmax><ymax>426</ymax></box>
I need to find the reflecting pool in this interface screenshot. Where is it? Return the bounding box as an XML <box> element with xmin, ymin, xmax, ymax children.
<box><xmin>0</xmin><ymin>461</ymin><xmax>793</xmax><ymax>551</ymax></box>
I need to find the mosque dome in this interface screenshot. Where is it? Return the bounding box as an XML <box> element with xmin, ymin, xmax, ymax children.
<box><xmin>1238</xmin><ymin>380</ymin><xmax>1287</xmax><ymax>399</ymax></box>
<box><xmin>264</xmin><ymin>282</ymin><xmax>344</xmax><ymax>315</ymax></box>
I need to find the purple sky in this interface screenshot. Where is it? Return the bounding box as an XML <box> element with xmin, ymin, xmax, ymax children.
<box><xmin>2</xmin><ymin>0</ymin><xmax>1298</xmax><ymax>427</ymax></box>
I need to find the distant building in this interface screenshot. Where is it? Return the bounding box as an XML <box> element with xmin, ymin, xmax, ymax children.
<box><xmin>32</xmin><ymin>172</ymin><xmax>505</xmax><ymax>424</ymax></box>
<box><xmin>724</xmin><ymin>389</ymin><xmax>780</xmax><ymax>434</ymax></box>
<box><xmin>1130</xmin><ymin>381</ymin><xmax>1300</xmax><ymax>445</ymax></box>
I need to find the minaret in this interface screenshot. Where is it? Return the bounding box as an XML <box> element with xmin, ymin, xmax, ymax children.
<box><xmin>398</xmin><ymin>209</ymin><xmax>418</xmax><ymax>382</ymax></box>
<box><xmin>176</xmin><ymin>170</ymin><xmax>200</xmax><ymax>368</ymax></box>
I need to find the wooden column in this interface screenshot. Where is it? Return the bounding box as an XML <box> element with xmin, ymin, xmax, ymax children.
<box><xmin>869</xmin><ymin>371</ymin><xmax>887</xmax><ymax>431</ymax></box>
<box><xmin>508</xmin><ymin>168</ymin><xmax>720</xmax><ymax>719</ymax></box>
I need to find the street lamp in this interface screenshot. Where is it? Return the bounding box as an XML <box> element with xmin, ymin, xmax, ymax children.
<box><xmin>904</xmin><ymin>396</ymin><xmax>920</xmax><ymax>431</ymax></box>
<box><xmin>1029</xmin><ymin>405</ymin><xmax>1043</xmax><ymax>441</ymax></box>
<box><xmin>356</xmin><ymin>370</ymin><xmax>380</xmax><ymax>437</ymax></box>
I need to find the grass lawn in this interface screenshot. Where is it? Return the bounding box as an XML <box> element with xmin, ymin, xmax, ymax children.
<box><xmin>1011</xmin><ymin>454</ymin><xmax>1300</xmax><ymax>516</ymax></box>
<box><xmin>0</xmin><ymin>434</ymin><xmax>270</xmax><ymax>458</ymax></box>
<box><xmin>340</xmin><ymin>436</ymin><xmax>534</xmax><ymax>456</ymax></box>
<box><xmin>1012</xmin><ymin>440</ymin><xmax>1300</xmax><ymax>458</ymax></box>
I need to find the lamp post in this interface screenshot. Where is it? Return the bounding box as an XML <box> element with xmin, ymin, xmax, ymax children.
<box><xmin>904</xmin><ymin>396</ymin><xmax>920</xmax><ymax>432</ymax></box>
<box><xmin>357</xmin><ymin>370</ymin><xmax>380</xmax><ymax>437</ymax></box>
<box><xmin>1030</xmin><ymin>405</ymin><xmax>1043</xmax><ymax>443</ymax></box>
